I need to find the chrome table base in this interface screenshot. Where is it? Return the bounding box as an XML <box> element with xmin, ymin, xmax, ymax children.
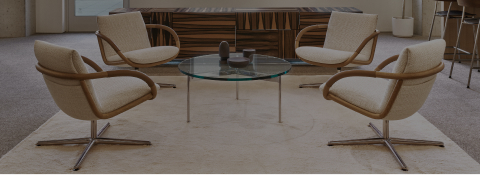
<box><xmin>36</xmin><ymin>121</ymin><xmax>151</xmax><ymax>171</ymax></box>
<box><xmin>328</xmin><ymin>120</ymin><xmax>444</xmax><ymax>171</ymax></box>
<box><xmin>187</xmin><ymin>76</ymin><xmax>282</xmax><ymax>123</ymax></box>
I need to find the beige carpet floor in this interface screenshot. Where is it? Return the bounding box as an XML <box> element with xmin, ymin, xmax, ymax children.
<box><xmin>0</xmin><ymin>76</ymin><xmax>479</xmax><ymax>173</ymax></box>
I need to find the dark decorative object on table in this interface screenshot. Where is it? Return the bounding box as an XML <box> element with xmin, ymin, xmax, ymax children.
<box><xmin>227</xmin><ymin>57</ymin><xmax>250</xmax><ymax>68</ymax></box>
<box><xmin>219</xmin><ymin>41</ymin><xmax>230</xmax><ymax>60</ymax></box>
<box><xmin>243</xmin><ymin>49</ymin><xmax>256</xmax><ymax>62</ymax></box>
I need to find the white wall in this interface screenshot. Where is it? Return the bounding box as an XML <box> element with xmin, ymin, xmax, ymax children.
<box><xmin>130</xmin><ymin>0</ymin><xmax>413</xmax><ymax>32</ymax></box>
<box><xmin>36</xmin><ymin>0</ymin><xmax>65</xmax><ymax>33</ymax></box>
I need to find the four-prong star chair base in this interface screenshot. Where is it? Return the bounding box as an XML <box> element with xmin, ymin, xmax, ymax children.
<box><xmin>36</xmin><ymin>121</ymin><xmax>151</xmax><ymax>171</ymax></box>
<box><xmin>157</xmin><ymin>83</ymin><xmax>176</xmax><ymax>88</ymax></box>
<box><xmin>328</xmin><ymin>120</ymin><xmax>444</xmax><ymax>171</ymax></box>
<box><xmin>299</xmin><ymin>83</ymin><xmax>323</xmax><ymax>88</ymax></box>
<box><xmin>299</xmin><ymin>68</ymin><xmax>341</xmax><ymax>88</ymax></box>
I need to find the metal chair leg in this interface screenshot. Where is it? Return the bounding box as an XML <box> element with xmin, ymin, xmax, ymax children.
<box><xmin>328</xmin><ymin>138</ymin><xmax>384</xmax><ymax>146</ymax></box>
<box><xmin>327</xmin><ymin>121</ymin><xmax>444</xmax><ymax>171</ymax></box>
<box><xmin>390</xmin><ymin>138</ymin><xmax>445</xmax><ymax>146</ymax></box>
<box><xmin>73</xmin><ymin>140</ymin><xmax>96</xmax><ymax>171</ymax></box>
<box><xmin>428</xmin><ymin>1</ymin><xmax>438</xmax><ymax>41</ymax></box>
<box><xmin>36</xmin><ymin>121</ymin><xmax>151</xmax><ymax>171</ymax></box>
<box><xmin>384</xmin><ymin>140</ymin><xmax>408</xmax><ymax>171</ymax></box>
<box><xmin>457</xmin><ymin>19</ymin><xmax>462</xmax><ymax>63</ymax></box>
<box><xmin>441</xmin><ymin>2</ymin><xmax>453</xmax><ymax>39</ymax></box>
<box><xmin>134</xmin><ymin>67</ymin><xmax>176</xmax><ymax>88</ymax></box>
<box><xmin>299</xmin><ymin>67</ymin><xmax>341</xmax><ymax>88</ymax></box>
<box><xmin>468</xmin><ymin>22</ymin><xmax>480</xmax><ymax>88</ymax></box>
<box><xmin>96</xmin><ymin>138</ymin><xmax>152</xmax><ymax>145</ymax></box>
<box><xmin>449</xmin><ymin>7</ymin><xmax>466</xmax><ymax>78</ymax></box>
<box><xmin>36</xmin><ymin>138</ymin><xmax>90</xmax><ymax>146</ymax></box>
<box><xmin>157</xmin><ymin>83</ymin><xmax>176</xmax><ymax>88</ymax></box>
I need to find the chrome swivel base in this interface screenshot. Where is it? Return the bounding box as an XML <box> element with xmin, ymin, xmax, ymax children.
<box><xmin>36</xmin><ymin>121</ymin><xmax>151</xmax><ymax>171</ymax></box>
<box><xmin>328</xmin><ymin>120</ymin><xmax>444</xmax><ymax>171</ymax></box>
<box><xmin>133</xmin><ymin>67</ymin><xmax>176</xmax><ymax>88</ymax></box>
<box><xmin>299</xmin><ymin>83</ymin><xmax>323</xmax><ymax>88</ymax></box>
<box><xmin>157</xmin><ymin>83</ymin><xmax>176</xmax><ymax>88</ymax></box>
<box><xmin>299</xmin><ymin>67</ymin><xmax>341</xmax><ymax>88</ymax></box>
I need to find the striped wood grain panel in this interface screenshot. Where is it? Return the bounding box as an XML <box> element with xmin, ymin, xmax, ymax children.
<box><xmin>172</xmin><ymin>13</ymin><xmax>236</xmax><ymax>59</ymax></box>
<box><xmin>236</xmin><ymin>12</ymin><xmax>299</xmax><ymax>30</ymax></box>
<box><xmin>297</xmin><ymin>7</ymin><xmax>362</xmax><ymax>13</ymax></box>
<box><xmin>282</xmin><ymin>30</ymin><xmax>298</xmax><ymax>59</ymax></box>
<box><xmin>299</xmin><ymin>13</ymin><xmax>329</xmax><ymax>48</ymax></box>
<box><xmin>236</xmin><ymin>30</ymin><xmax>280</xmax><ymax>57</ymax></box>
<box><xmin>150</xmin><ymin>12</ymin><xmax>174</xmax><ymax>47</ymax></box>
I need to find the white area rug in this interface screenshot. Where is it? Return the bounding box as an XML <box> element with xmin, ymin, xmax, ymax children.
<box><xmin>0</xmin><ymin>75</ymin><xmax>479</xmax><ymax>173</ymax></box>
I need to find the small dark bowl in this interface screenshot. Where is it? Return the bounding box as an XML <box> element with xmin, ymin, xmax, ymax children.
<box><xmin>227</xmin><ymin>57</ymin><xmax>250</xmax><ymax>68</ymax></box>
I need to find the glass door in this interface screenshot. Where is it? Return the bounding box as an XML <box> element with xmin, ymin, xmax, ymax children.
<box><xmin>67</xmin><ymin>0</ymin><xmax>127</xmax><ymax>32</ymax></box>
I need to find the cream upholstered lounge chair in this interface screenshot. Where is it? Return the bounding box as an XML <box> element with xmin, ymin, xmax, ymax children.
<box><xmin>321</xmin><ymin>39</ymin><xmax>446</xmax><ymax>171</ymax></box>
<box><xmin>96</xmin><ymin>11</ymin><xmax>180</xmax><ymax>88</ymax></box>
<box><xmin>34</xmin><ymin>40</ymin><xmax>159</xmax><ymax>171</ymax></box>
<box><xmin>295</xmin><ymin>11</ymin><xmax>380</xmax><ymax>88</ymax></box>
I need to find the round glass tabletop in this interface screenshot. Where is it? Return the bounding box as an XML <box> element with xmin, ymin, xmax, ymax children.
<box><xmin>178</xmin><ymin>53</ymin><xmax>292</xmax><ymax>81</ymax></box>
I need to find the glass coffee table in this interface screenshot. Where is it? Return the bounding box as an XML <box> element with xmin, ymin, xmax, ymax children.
<box><xmin>178</xmin><ymin>53</ymin><xmax>292</xmax><ymax>123</ymax></box>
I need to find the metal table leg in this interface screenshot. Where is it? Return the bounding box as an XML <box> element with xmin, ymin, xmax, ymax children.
<box><xmin>279</xmin><ymin>76</ymin><xmax>282</xmax><ymax>123</ymax></box>
<box><xmin>187</xmin><ymin>76</ymin><xmax>190</xmax><ymax>122</ymax></box>
<box><xmin>236</xmin><ymin>81</ymin><xmax>239</xmax><ymax>100</ymax></box>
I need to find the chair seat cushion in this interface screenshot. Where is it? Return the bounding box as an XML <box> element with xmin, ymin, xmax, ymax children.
<box><xmin>320</xmin><ymin>77</ymin><xmax>388</xmax><ymax>114</ymax></box>
<box><xmin>108</xmin><ymin>46</ymin><xmax>179</xmax><ymax>64</ymax></box>
<box><xmin>296</xmin><ymin>46</ymin><xmax>369</xmax><ymax>65</ymax></box>
<box><xmin>92</xmin><ymin>77</ymin><xmax>160</xmax><ymax>113</ymax></box>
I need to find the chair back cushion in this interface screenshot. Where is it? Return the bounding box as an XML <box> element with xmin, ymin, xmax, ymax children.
<box><xmin>380</xmin><ymin>39</ymin><xmax>446</xmax><ymax>120</ymax></box>
<box><xmin>97</xmin><ymin>11</ymin><xmax>151</xmax><ymax>61</ymax></box>
<box><xmin>323</xmin><ymin>11</ymin><xmax>378</xmax><ymax>62</ymax></box>
<box><xmin>34</xmin><ymin>41</ymin><xmax>100</xmax><ymax>120</ymax></box>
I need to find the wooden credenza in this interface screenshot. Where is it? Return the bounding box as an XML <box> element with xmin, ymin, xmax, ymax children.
<box><xmin>110</xmin><ymin>7</ymin><xmax>362</xmax><ymax>59</ymax></box>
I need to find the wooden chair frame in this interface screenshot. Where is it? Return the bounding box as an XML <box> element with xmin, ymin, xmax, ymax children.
<box><xmin>35</xmin><ymin>56</ymin><xmax>157</xmax><ymax>171</ymax></box>
<box><xmin>95</xmin><ymin>24</ymin><xmax>181</xmax><ymax>68</ymax></box>
<box><xmin>295</xmin><ymin>24</ymin><xmax>381</xmax><ymax>68</ymax></box>
<box><xmin>35</xmin><ymin>56</ymin><xmax>157</xmax><ymax>119</ymax></box>
<box><xmin>324</xmin><ymin>55</ymin><xmax>445</xmax><ymax>171</ymax></box>
<box><xmin>322</xmin><ymin>55</ymin><xmax>444</xmax><ymax>119</ymax></box>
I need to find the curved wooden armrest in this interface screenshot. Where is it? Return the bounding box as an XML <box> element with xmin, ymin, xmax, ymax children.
<box><xmin>145</xmin><ymin>24</ymin><xmax>181</xmax><ymax>48</ymax></box>
<box><xmin>95</xmin><ymin>30</ymin><xmax>149</xmax><ymax>67</ymax></box>
<box><xmin>35</xmin><ymin>64</ymin><xmax>157</xmax><ymax>99</ymax></box>
<box><xmin>374</xmin><ymin>55</ymin><xmax>399</xmax><ymax>71</ymax></box>
<box><xmin>95</xmin><ymin>31</ymin><xmax>122</xmax><ymax>52</ymax></box>
<box><xmin>323</xmin><ymin>62</ymin><xmax>444</xmax><ymax>99</ymax></box>
<box><xmin>81</xmin><ymin>56</ymin><xmax>103</xmax><ymax>72</ymax></box>
<box><xmin>353</xmin><ymin>30</ymin><xmax>381</xmax><ymax>54</ymax></box>
<box><xmin>295</xmin><ymin>24</ymin><xmax>328</xmax><ymax>49</ymax></box>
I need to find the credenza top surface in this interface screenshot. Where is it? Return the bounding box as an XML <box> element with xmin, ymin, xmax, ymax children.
<box><xmin>110</xmin><ymin>7</ymin><xmax>362</xmax><ymax>14</ymax></box>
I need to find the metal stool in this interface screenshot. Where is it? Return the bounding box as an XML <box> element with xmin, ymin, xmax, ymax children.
<box><xmin>449</xmin><ymin>0</ymin><xmax>480</xmax><ymax>88</ymax></box>
<box><xmin>429</xmin><ymin>0</ymin><xmax>475</xmax><ymax>64</ymax></box>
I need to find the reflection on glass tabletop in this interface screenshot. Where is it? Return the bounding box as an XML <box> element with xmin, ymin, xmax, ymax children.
<box><xmin>178</xmin><ymin>53</ymin><xmax>292</xmax><ymax>81</ymax></box>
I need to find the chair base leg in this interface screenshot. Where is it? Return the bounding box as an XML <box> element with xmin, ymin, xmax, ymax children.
<box><xmin>36</xmin><ymin>122</ymin><xmax>151</xmax><ymax>171</ymax></box>
<box><xmin>299</xmin><ymin>68</ymin><xmax>341</xmax><ymax>88</ymax></box>
<box><xmin>299</xmin><ymin>83</ymin><xmax>323</xmax><ymax>88</ymax></box>
<box><xmin>328</xmin><ymin>122</ymin><xmax>444</xmax><ymax>171</ymax></box>
<box><xmin>157</xmin><ymin>83</ymin><xmax>176</xmax><ymax>88</ymax></box>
